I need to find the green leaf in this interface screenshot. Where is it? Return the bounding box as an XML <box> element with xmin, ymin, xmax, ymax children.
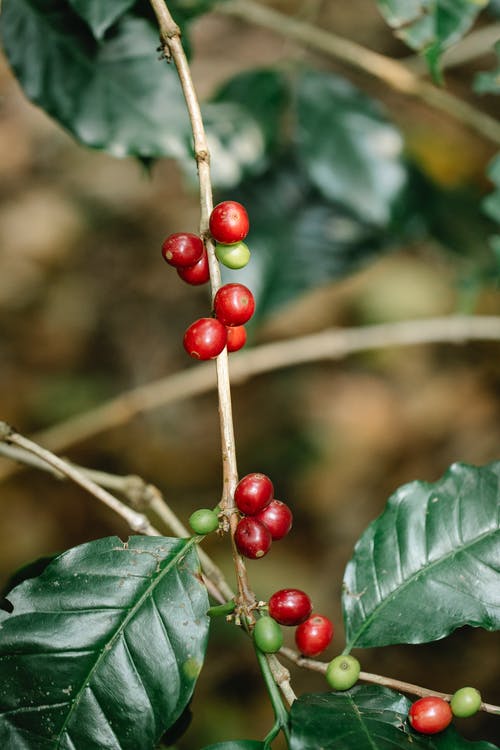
<box><xmin>289</xmin><ymin>687</ymin><xmax>499</xmax><ymax>749</ymax></box>
<box><xmin>343</xmin><ymin>461</ymin><xmax>500</xmax><ymax>649</ymax></box>
<box><xmin>198</xmin><ymin>70</ymin><xmax>288</xmax><ymax>189</ymax></box>
<box><xmin>474</xmin><ymin>40</ymin><xmax>500</xmax><ymax>94</ymax></box>
<box><xmin>0</xmin><ymin>535</ymin><xmax>209</xmax><ymax>749</ymax></box>
<box><xmin>202</xmin><ymin>743</ymin><xmax>265</xmax><ymax>749</ymax></box>
<box><xmin>483</xmin><ymin>154</ymin><xmax>500</xmax><ymax>224</ymax></box>
<box><xmin>221</xmin><ymin>157</ymin><xmax>396</xmax><ymax>319</ymax></box>
<box><xmin>0</xmin><ymin>1</ymin><xmax>191</xmax><ymax>158</ymax></box>
<box><xmin>377</xmin><ymin>0</ymin><xmax>488</xmax><ymax>75</ymax></box>
<box><xmin>295</xmin><ymin>70</ymin><xmax>407</xmax><ymax>227</ymax></box>
<box><xmin>67</xmin><ymin>0</ymin><xmax>136</xmax><ymax>38</ymax></box>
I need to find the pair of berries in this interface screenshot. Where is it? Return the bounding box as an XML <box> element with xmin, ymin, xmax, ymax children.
<box><xmin>233</xmin><ymin>473</ymin><xmax>293</xmax><ymax>560</ymax></box>
<box><xmin>408</xmin><ymin>687</ymin><xmax>482</xmax><ymax>735</ymax></box>
<box><xmin>252</xmin><ymin>588</ymin><xmax>334</xmax><ymax>659</ymax></box>
<box><xmin>210</xmin><ymin>200</ymin><xmax>251</xmax><ymax>270</ymax></box>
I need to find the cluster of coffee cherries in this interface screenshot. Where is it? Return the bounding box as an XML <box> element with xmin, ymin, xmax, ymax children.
<box><xmin>233</xmin><ymin>472</ymin><xmax>292</xmax><ymax>559</ymax></box>
<box><xmin>161</xmin><ymin>200</ymin><xmax>254</xmax><ymax>358</ymax></box>
<box><xmin>253</xmin><ymin>587</ymin><xmax>337</xmax><ymax>663</ymax></box>
<box><xmin>407</xmin><ymin>687</ymin><xmax>483</xmax><ymax>735</ymax></box>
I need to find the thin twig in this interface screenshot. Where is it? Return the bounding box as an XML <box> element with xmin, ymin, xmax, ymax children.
<box><xmin>0</xmin><ymin>315</ymin><xmax>497</xmax><ymax>487</ymax></box>
<box><xmin>404</xmin><ymin>23</ymin><xmax>500</xmax><ymax>74</ymax></box>
<box><xmin>149</xmin><ymin>0</ymin><xmax>255</xmax><ymax>613</ymax></box>
<box><xmin>280</xmin><ymin>647</ymin><xmax>500</xmax><ymax>714</ymax></box>
<box><xmin>0</xmin><ymin>422</ymin><xmax>160</xmax><ymax>536</ymax></box>
<box><xmin>216</xmin><ymin>0</ymin><xmax>500</xmax><ymax>146</ymax></box>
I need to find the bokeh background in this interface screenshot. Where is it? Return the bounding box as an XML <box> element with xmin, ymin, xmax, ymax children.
<box><xmin>1</xmin><ymin>1</ymin><xmax>500</xmax><ymax>747</ymax></box>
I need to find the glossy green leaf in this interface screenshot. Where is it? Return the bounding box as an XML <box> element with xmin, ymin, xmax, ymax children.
<box><xmin>343</xmin><ymin>462</ymin><xmax>500</xmax><ymax>650</ymax></box>
<box><xmin>474</xmin><ymin>40</ymin><xmax>500</xmax><ymax>94</ymax></box>
<box><xmin>289</xmin><ymin>686</ymin><xmax>499</xmax><ymax>749</ymax></box>
<box><xmin>0</xmin><ymin>535</ymin><xmax>209</xmax><ymax>749</ymax></box>
<box><xmin>67</xmin><ymin>0</ymin><xmax>136</xmax><ymax>38</ymax></box>
<box><xmin>221</xmin><ymin>158</ymin><xmax>395</xmax><ymax>319</ymax></box>
<box><xmin>377</xmin><ymin>0</ymin><xmax>488</xmax><ymax>75</ymax></box>
<box><xmin>0</xmin><ymin>1</ymin><xmax>191</xmax><ymax>158</ymax></box>
<box><xmin>296</xmin><ymin>70</ymin><xmax>407</xmax><ymax>227</ymax></box>
<box><xmin>202</xmin><ymin>743</ymin><xmax>265</xmax><ymax>749</ymax></box>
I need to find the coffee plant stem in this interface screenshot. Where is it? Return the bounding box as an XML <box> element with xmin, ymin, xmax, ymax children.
<box><xmin>255</xmin><ymin>646</ymin><xmax>292</xmax><ymax>744</ymax></box>
<box><xmin>0</xmin><ymin>422</ymin><xmax>160</xmax><ymax>536</ymax></box>
<box><xmin>148</xmin><ymin>0</ymin><xmax>256</xmax><ymax>612</ymax></box>
<box><xmin>280</xmin><ymin>647</ymin><xmax>500</xmax><ymax>714</ymax></box>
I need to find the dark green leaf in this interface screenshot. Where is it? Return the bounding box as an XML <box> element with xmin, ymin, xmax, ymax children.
<box><xmin>483</xmin><ymin>154</ymin><xmax>500</xmax><ymax>224</ymax></box>
<box><xmin>474</xmin><ymin>40</ymin><xmax>500</xmax><ymax>94</ymax></box>
<box><xmin>0</xmin><ymin>535</ymin><xmax>209</xmax><ymax>749</ymax></box>
<box><xmin>67</xmin><ymin>0</ymin><xmax>136</xmax><ymax>38</ymax></box>
<box><xmin>202</xmin><ymin>743</ymin><xmax>265</xmax><ymax>749</ymax></box>
<box><xmin>295</xmin><ymin>70</ymin><xmax>407</xmax><ymax>227</ymax></box>
<box><xmin>289</xmin><ymin>687</ymin><xmax>499</xmax><ymax>749</ymax></box>
<box><xmin>0</xmin><ymin>1</ymin><xmax>191</xmax><ymax>158</ymax></box>
<box><xmin>377</xmin><ymin>0</ymin><xmax>488</xmax><ymax>75</ymax></box>
<box><xmin>343</xmin><ymin>462</ymin><xmax>500</xmax><ymax>649</ymax></box>
<box><xmin>221</xmin><ymin>158</ymin><xmax>395</xmax><ymax>319</ymax></box>
<box><xmin>168</xmin><ymin>0</ymin><xmax>227</xmax><ymax>20</ymax></box>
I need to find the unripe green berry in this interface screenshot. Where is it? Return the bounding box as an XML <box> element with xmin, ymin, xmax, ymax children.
<box><xmin>253</xmin><ymin>616</ymin><xmax>283</xmax><ymax>654</ymax></box>
<box><xmin>451</xmin><ymin>687</ymin><xmax>482</xmax><ymax>718</ymax></box>
<box><xmin>189</xmin><ymin>509</ymin><xmax>219</xmax><ymax>535</ymax></box>
<box><xmin>215</xmin><ymin>241</ymin><xmax>251</xmax><ymax>269</ymax></box>
<box><xmin>325</xmin><ymin>655</ymin><xmax>360</xmax><ymax>691</ymax></box>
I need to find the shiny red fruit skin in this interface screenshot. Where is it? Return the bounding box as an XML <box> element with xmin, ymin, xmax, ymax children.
<box><xmin>234</xmin><ymin>473</ymin><xmax>274</xmax><ymax>515</ymax></box>
<box><xmin>214</xmin><ymin>283</ymin><xmax>255</xmax><ymax>327</ymax></box>
<box><xmin>255</xmin><ymin>500</ymin><xmax>292</xmax><ymax>540</ymax></box>
<box><xmin>177</xmin><ymin>249</ymin><xmax>210</xmax><ymax>285</ymax></box>
<box><xmin>183</xmin><ymin>318</ymin><xmax>227</xmax><ymax>360</ymax></box>
<box><xmin>295</xmin><ymin>615</ymin><xmax>333</xmax><ymax>657</ymax></box>
<box><xmin>235</xmin><ymin>517</ymin><xmax>272</xmax><ymax>559</ymax></box>
<box><xmin>209</xmin><ymin>201</ymin><xmax>249</xmax><ymax>244</ymax></box>
<box><xmin>162</xmin><ymin>232</ymin><xmax>204</xmax><ymax>268</ymax></box>
<box><xmin>226</xmin><ymin>325</ymin><xmax>247</xmax><ymax>352</ymax></box>
<box><xmin>408</xmin><ymin>697</ymin><xmax>453</xmax><ymax>735</ymax></box>
<box><xmin>268</xmin><ymin>589</ymin><xmax>312</xmax><ymax>626</ymax></box>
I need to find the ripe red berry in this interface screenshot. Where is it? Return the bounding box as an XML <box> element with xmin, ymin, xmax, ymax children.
<box><xmin>254</xmin><ymin>500</ymin><xmax>292</xmax><ymax>540</ymax></box>
<box><xmin>234</xmin><ymin>473</ymin><xmax>274</xmax><ymax>515</ymax></box>
<box><xmin>209</xmin><ymin>201</ymin><xmax>249</xmax><ymax>244</ymax></box>
<box><xmin>214</xmin><ymin>283</ymin><xmax>255</xmax><ymax>327</ymax></box>
<box><xmin>162</xmin><ymin>232</ymin><xmax>204</xmax><ymax>268</ymax></box>
<box><xmin>226</xmin><ymin>325</ymin><xmax>247</xmax><ymax>352</ymax></box>
<box><xmin>177</xmin><ymin>248</ymin><xmax>210</xmax><ymax>285</ymax></box>
<box><xmin>295</xmin><ymin>615</ymin><xmax>334</xmax><ymax>657</ymax></box>
<box><xmin>268</xmin><ymin>589</ymin><xmax>312</xmax><ymax>626</ymax></box>
<box><xmin>408</xmin><ymin>697</ymin><xmax>453</xmax><ymax>735</ymax></box>
<box><xmin>235</xmin><ymin>517</ymin><xmax>272</xmax><ymax>559</ymax></box>
<box><xmin>183</xmin><ymin>318</ymin><xmax>227</xmax><ymax>360</ymax></box>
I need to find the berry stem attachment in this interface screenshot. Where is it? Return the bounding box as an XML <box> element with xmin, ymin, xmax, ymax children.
<box><xmin>148</xmin><ymin>0</ymin><xmax>254</xmax><ymax>611</ymax></box>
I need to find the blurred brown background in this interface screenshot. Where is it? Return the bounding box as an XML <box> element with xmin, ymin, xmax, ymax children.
<box><xmin>1</xmin><ymin>1</ymin><xmax>499</xmax><ymax>747</ymax></box>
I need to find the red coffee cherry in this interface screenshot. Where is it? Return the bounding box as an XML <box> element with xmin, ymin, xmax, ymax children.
<box><xmin>234</xmin><ymin>473</ymin><xmax>274</xmax><ymax>515</ymax></box>
<box><xmin>226</xmin><ymin>325</ymin><xmax>247</xmax><ymax>352</ymax></box>
<box><xmin>408</xmin><ymin>697</ymin><xmax>453</xmax><ymax>735</ymax></box>
<box><xmin>177</xmin><ymin>248</ymin><xmax>210</xmax><ymax>285</ymax></box>
<box><xmin>162</xmin><ymin>232</ymin><xmax>204</xmax><ymax>268</ymax></box>
<box><xmin>183</xmin><ymin>318</ymin><xmax>227</xmax><ymax>360</ymax></box>
<box><xmin>214</xmin><ymin>283</ymin><xmax>255</xmax><ymax>327</ymax></box>
<box><xmin>295</xmin><ymin>615</ymin><xmax>334</xmax><ymax>657</ymax></box>
<box><xmin>268</xmin><ymin>589</ymin><xmax>312</xmax><ymax>626</ymax></box>
<box><xmin>235</xmin><ymin>517</ymin><xmax>272</xmax><ymax>559</ymax></box>
<box><xmin>209</xmin><ymin>201</ymin><xmax>249</xmax><ymax>244</ymax></box>
<box><xmin>255</xmin><ymin>500</ymin><xmax>292</xmax><ymax>540</ymax></box>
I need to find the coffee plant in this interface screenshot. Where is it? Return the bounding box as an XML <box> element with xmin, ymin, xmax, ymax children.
<box><xmin>0</xmin><ymin>0</ymin><xmax>499</xmax><ymax>748</ymax></box>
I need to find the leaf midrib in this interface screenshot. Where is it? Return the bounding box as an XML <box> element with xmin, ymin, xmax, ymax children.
<box><xmin>55</xmin><ymin>537</ymin><xmax>198</xmax><ymax>747</ymax></box>
<box><xmin>346</xmin><ymin>498</ymin><xmax>499</xmax><ymax>650</ymax></box>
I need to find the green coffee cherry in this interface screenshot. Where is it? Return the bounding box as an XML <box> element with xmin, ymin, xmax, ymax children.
<box><xmin>215</xmin><ymin>241</ymin><xmax>251</xmax><ymax>269</ymax></box>
<box><xmin>450</xmin><ymin>687</ymin><xmax>482</xmax><ymax>718</ymax></box>
<box><xmin>325</xmin><ymin>655</ymin><xmax>360</xmax><ymax>691</ymax></box>
<box><xmin>253</xmin><ymin>616</ymin><xmax>283</xmax><ymax>653</ymax></box>
<box><xmin>189</xmin><ymin>508</ymin><xmax>219</xmax><ymax>535</ymax></box>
